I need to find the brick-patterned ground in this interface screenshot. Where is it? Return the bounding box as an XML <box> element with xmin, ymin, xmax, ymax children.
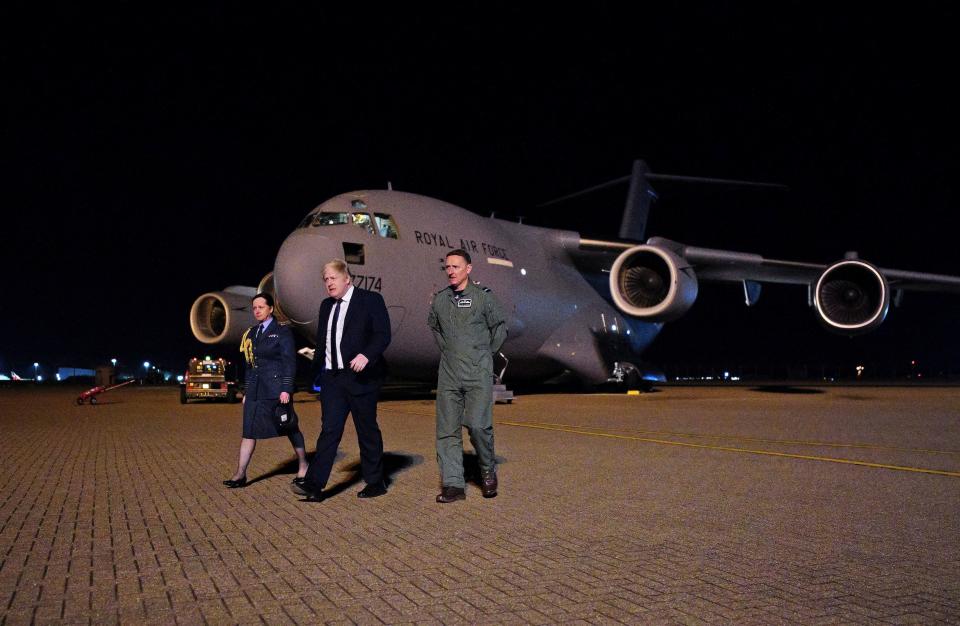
<box><xmin>1</xmin><ymin>385</ymin><xmax>958</xmax><ymax>624</ymax></box>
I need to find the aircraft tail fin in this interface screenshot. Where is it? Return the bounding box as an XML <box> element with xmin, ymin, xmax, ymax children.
<box><xmin>538</xmin><ymin>159</ymin><xmax>787</xmax><ymax>242</ymax></box>
<box><xmin>619</xmin><ymin>160</ymin><xmax>657</xmax><ymax>241</ymax></box>
<box><xmin>536</xmin><ymin>159</ymin><xmax>657</xmax><ymax>242</ymax></box>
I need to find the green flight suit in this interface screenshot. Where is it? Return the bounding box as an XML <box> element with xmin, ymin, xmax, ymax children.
<box><xmin>428</xmin><ymin>281</ymin><xmax>508</xmax><ymax>488</ymax></box>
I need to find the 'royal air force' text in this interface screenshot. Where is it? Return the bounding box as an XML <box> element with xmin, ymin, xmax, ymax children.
<box><xmin>413</xmin><ymin>230</ymin><xmax>509</xmax><ymax>260</ymax></box>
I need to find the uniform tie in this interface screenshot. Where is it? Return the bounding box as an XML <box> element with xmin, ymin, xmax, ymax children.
<box><xmin>329</xmin><ymin>299</ymin><xmax>342</xmax><ymax>370</ymax></box>
<box><xmin>255</xmin><ymin>323</ymin><xmax>264</xmax><ymax>341</ymax></box>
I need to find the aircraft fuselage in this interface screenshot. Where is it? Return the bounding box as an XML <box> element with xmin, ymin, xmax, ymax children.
<box><xmin>272</xmin><ymin>190</ymin><xmax>659</xmax><ymax>383</ymax></box>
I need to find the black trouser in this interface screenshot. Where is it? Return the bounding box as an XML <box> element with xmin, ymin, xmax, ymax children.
<box><xmin>305</xmin><ymin>371</ymin><xmax>383</xmax><ymax>490</ymax></box>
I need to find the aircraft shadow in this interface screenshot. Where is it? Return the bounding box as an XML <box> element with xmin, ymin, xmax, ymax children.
<box><xmin>750</xmin><ymin>385</ymin><xmax>825</xmax><ymax>395</ymax></box>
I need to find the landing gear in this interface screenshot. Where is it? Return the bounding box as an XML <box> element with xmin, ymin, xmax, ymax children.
<box><xmin>609</xmin><ymin>361</ymin><xmax>653</xmax><ymax>393</ymax></box>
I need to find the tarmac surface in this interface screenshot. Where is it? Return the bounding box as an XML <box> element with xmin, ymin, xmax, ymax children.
<box><xmin>1</xmin><ymin>384</ymin><xmax>959</xmax><ymax>624</ymax></box>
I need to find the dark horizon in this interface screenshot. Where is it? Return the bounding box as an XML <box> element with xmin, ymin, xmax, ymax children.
<box><xmin>4</xmin><ymin>5</ymin><xmax>958</xmax><ymax>379</ymax></box>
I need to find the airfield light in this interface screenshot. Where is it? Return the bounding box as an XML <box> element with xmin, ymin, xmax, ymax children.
<box><xmin>33</xmin><ymin>363</ymin><xmax>39</xmax><ymax>379</ymax></box>
<box><xmin>143</xmin><ymin>361</ymin><xmax>150</xmax><ymax>369</ymax></box>
<box><xmin>111</xmin><ymin>358</ymin><xmax>117</xmax><ymax>366</ymax></box>
<box><xmin>177</xmin><ymin>375</ymin><xmax>184</xmax><ymax>382</ymax></box>
<box><xmin>56</xmin><ymin>373</ymin><xmax>61</xmax><ymax>381</ymax></box>
<box><xmin>37</xmin><ymin>375</ymin><xmax>43</xmax><ymax>382</ymax></box>
<box><xmin>856</xmin><ymin>364</ymin><xmax>865</xmax><ymax>378</ymax></box>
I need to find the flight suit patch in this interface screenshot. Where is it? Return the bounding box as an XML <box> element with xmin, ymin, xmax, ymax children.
<box><xmin>457</xmin><ymin>299</ymin><xmax>472</xmax><ymax>308</ymax></box>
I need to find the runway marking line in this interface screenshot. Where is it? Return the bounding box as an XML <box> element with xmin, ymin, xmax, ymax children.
<box><xmin>497</xmin><ymin>421</ymin><xmax>960</xmax><ymax>478</ymax></box>
<box><xmin>519</xmin><ymin>421</ymin><xmax>960</xmax><ymax>457</ymax></box>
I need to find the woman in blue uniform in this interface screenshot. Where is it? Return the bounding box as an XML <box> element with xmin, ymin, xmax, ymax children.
<box><xmin>223</xmin><ymin>293</ymin><xmax>309</xmax><ymax>488</ymax></box>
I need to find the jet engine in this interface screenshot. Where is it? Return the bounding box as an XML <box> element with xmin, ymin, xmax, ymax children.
<box><xmin>256</xmin><ymin>272</ymin><xmax>289</xmax><ymax>323</ymax></box>
<box><xmin>813</xmin><ymin>260</ymin><xmax>889</xmax><ymax>334</ymax></box>
<box><xmin>608</xmin><ymin>244</ymin><xmax>698</xmax><ymax>321</ymax></box>
<box><xmin>189</xmin><ymin>287</ymin><xmax>257</xmax><ymax>345</ymax></box>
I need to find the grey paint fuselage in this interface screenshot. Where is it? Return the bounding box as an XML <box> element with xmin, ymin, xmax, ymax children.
<box><xmin>272</xmin><ymin>190</ymin><xmax>658</xmax><ymax>383</ymax></box>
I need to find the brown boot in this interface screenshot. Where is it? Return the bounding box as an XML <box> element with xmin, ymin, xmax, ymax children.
<box><xmin>480</xmin><ymin>470</ymin><xmax>498</xmax><ymax>498</ymax></box>
<box><xmin>436</xmin><ymin>486</ymin><xmax>466</xmax><ymax>503</ymax></box>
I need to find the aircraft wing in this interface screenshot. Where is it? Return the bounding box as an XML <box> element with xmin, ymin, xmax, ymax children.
<box><xmin>579</xmin><ymin>236</ymin><xmax>960</xmax><ymax>334</ymax></box>
<box><xmin>677</xmin><ymin>241</ymin><xmax>960</xmax><ymax>292</ymax></box>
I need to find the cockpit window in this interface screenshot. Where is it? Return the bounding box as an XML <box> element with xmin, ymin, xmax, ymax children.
<box><xmin>300</xmin><ymin>211</ymin><xmax>372</xmax><ymax>233</ymax></box>
<box><xmin>352</xmin><ymin>212</ymin><xmax>374</xmax><ymax>234</ymax></box>
<box><xmin>312</xmin><ymin>212</ymin><xmax>351</xmax><ymax>227</ymax></box>
<box><xmin>297</xmin><ymin>212</ymin><xmax>315</xmax><ymax>228</ymax></box>
<box><xmin>298</xmin><ymin>208</ymin><xmax>399</xmax><ymax>239</ymax></box>
<box><xmin>374</xmin><ymin>213</ymin><xmax>398</xmax><ymax>239</ymax></box>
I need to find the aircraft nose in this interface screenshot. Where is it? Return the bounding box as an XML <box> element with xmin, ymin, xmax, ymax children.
<box><xmin>274</xmin><ymin>230</ymin><xmax>340</xmax><ymax>327</ymax></box>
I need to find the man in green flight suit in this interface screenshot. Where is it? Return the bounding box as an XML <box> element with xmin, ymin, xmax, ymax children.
<box><xmin>428</xmin><ymin>248</ymin><xmax>508</xmax><ymax>503</ymax></box>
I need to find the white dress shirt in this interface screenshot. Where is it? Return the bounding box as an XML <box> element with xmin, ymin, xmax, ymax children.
<box><xmin>324</xmin><ymin>285</ymin><xmax>354</xmax><ymax>370</ymax></box>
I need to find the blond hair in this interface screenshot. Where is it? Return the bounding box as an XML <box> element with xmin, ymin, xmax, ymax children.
<box><xmin>323</xmin><ymin>259</ymin><xmax>352</xmax><ymax>278</ymax></box>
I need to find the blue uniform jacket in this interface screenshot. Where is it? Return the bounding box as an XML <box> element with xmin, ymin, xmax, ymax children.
<box><xmin>244</xmin><ymin>320</ymin><xmax>296</xmax><ymax>400</ymax></box>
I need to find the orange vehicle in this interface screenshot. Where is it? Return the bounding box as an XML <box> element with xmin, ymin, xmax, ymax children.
<box><xmin>180</xmin><ymin>357</ymin><xmax>238</xmax><ymax>404</ymax></box>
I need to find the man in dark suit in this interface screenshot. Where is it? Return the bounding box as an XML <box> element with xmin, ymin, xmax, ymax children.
<box><xmin>293</xmin><ymin>259</ymin><xmax>391</xmax><ymax>501</ymax></box>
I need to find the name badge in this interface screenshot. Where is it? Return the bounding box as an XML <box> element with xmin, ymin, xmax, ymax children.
<box><xmin>457</xmin><ymin>298</ymin><xmax>472</xmax><ymax>308</ymax></box>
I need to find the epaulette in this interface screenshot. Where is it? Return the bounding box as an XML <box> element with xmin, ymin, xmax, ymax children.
<box><xmin>473</xmin><ymin>281</ymin><xmax>492</xmax><ymax>293</ymax></box>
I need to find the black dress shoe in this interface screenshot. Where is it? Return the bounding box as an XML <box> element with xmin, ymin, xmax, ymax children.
<box><xmin>303</xmin><ymin>491</ymin><xmax>325</xmax><ymax>502</ymax></box>
<box><xmin>292</xmin><ymin>477</ymin><xmax>307</xmax><ymax>486</ymax></box>
<box><xmin>436</xmin><ymin>486</ymin><xmax>466</xmax><ymax>503</ymax></box>
<box><xmin>223</xmin><ymin>477</ymin><xmax>247</xmax><ymax>488</ymax></box>
<box><xmin>290</xmin><ymin>480</ymin><xmax>313</xmax><ymax>497</ymax></box>
<box><xmin>480</xmin><ymin>470</ymin><xmax>498</xmax><ymax>498</ymax></box>
<box><xmin>357</xmin><ymin>481</ymin><xmax>387</xmax><ymax>498</ymax></box>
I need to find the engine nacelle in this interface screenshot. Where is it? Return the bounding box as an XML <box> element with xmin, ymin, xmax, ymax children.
<box><xmin>256</xmin><ymin>272</ymin><xmax>290</xmax><ymax>323</ymax></box>
<box><xmin>814</xmin><ymin>260</ymin><xmax>889</xmax><ymax>334</ymax></box>
<box><xmin>609</xmin><ymin>245</ymin><xmax>698</xmax><ymax>321</ymax></box>
<box><xmin>189</xmin><ymin>287</ymin><xmax>257</xmax><ymax>345</ymax></box>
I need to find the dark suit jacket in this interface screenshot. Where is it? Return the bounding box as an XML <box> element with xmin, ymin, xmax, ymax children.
<box><xmin>313</xmin><ymin>287</ymin><xmax>391</xmax><ymax>392</ymax></box>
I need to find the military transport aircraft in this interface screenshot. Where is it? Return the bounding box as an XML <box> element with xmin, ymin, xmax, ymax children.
<box><xmin>189</xmin><ymin>161</ymin><xmax>960</xmax><ymax>387</ymax></box>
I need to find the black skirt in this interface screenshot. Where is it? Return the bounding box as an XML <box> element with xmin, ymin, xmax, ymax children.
<box><xmin>242</xmin><ymin>397</ymin><xmax>293</xmax><ymax>439</ymax></box>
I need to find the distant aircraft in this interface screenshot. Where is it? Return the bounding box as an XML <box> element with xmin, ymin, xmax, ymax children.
<box><xmin>189</xmin><ymin>161</ymin><xmax>960</xmax><ymax>388</ymax></box>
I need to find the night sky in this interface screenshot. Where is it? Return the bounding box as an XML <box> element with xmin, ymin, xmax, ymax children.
<box><xmin>4</xmin><ymin>5</ymin><xmax>958</xmax><ymax>378</ymax></box>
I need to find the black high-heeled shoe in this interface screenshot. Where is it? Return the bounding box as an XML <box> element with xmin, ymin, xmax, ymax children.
<box><xmin>222</xmin><ymin>477</ymin><xmax>247</xmax><ymax>488</ymax></box>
